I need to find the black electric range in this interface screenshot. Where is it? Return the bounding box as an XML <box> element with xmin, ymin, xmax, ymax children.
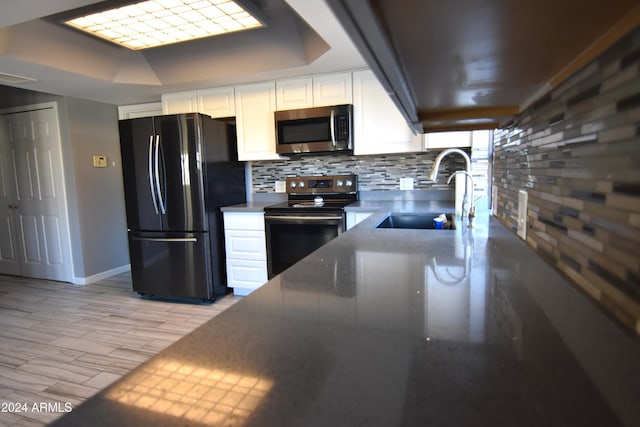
<box><xmin>264</xmin><ymin>175</ymin><xmax>358</xmax><ymax>278</ymax></box>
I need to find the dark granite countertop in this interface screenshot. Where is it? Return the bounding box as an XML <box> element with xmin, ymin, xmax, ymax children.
<box><xmin>52</xmin><ymin>207</ymin><xmax>640</xmax><ymax>427</ymax></box>
<box><xmin>220</xmin><ymin>201</ymin><xmax>277</xmax><ymax>212</ymax></box>
<box><xmin>344</xmin><ymin>199</ymin><xmax>457</xmax><ymax>214</ymax></box>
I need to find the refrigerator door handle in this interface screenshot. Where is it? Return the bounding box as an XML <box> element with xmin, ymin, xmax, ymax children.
<box><xmin>148</xmin><ymin>135</ymin><xmax>159</xmax><ymax>214</ymax></box>
<box><xmin>154</xmin><ymin>134</ymin><xmax>166</xmax><ymax>214</ymax></box>
<box><xmin>132</xmin><ymin>236</ymin><xmax>198</xmax><ymax>243</ymax></box>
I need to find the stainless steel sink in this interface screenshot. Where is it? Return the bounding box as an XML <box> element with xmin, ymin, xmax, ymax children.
<box><xmin>376</xmin><ymin>213</ymin><xmax>456</xmax><ymax>230</ymax></box>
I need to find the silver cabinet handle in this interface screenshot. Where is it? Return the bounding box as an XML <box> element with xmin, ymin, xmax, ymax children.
<box><xmin>154</xmin><ymin>135</ymin><xmax>166</xmax><ymax>215</ymax></box>
<box><xmin>148</xmin><ymin>135</ymin><xmax>159</xmax><ymax>214</ymax></box>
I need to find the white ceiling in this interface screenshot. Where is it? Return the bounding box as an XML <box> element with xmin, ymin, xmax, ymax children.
<box><xmin>0</xmin><ymin>0</ymin><xmax>366</xmax><ymax>105</ymax></box>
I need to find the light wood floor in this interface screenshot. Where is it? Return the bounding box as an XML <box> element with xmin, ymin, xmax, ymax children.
<box><xmin>0</xmin><ymin>273</ymin><xmax>241</xmax><ymax>426</ymax></box>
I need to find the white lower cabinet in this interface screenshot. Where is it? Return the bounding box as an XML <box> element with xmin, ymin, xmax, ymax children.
<box><xmin>223</xmin><ymin>212</ymin><xmax>268</xmax><ymax>296</ymax></box>
<box><xmin>346</xmin><ymin>211</ymin><xmax>376</xmax><ymax>230</ymax></box>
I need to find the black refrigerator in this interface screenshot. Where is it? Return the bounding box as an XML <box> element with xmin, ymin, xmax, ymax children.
<box><xmin>119</xmin><ymin>113</ymin><xmax>245</xmax><ymax>300</ymax></box>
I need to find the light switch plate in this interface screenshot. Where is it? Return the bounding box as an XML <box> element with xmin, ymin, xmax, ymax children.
<box><xmin>400</xmin><ymin>177</ymin><xmax>414</xmax><ymax>190</ymax></box>
<box><xmin>517</xmin><ymin>189</ymin><xmax>528</xmax><ymax>240</ymax></box>
<box><xmin>92</xmin><ymin>155</ymin><xmax>107</xmax><ymax>168</ymax></box>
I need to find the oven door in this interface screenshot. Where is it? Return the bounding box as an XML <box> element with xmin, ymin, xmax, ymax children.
<box><xmin>265</xmin><ymin>212</ymin><xmax>345</xmax><ymax>279</ymax></box>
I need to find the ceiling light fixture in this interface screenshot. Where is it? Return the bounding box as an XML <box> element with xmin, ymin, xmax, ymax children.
<box><xmin>64</xmin><ymin>0</ymin><xmax>264</xmax><ymax>50</ymax></box>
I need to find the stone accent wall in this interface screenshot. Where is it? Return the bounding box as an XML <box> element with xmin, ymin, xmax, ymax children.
<box><xmin>493</xmin><ymin>26</ymin><xmax>640</xmax><ymax>334</ymax></box>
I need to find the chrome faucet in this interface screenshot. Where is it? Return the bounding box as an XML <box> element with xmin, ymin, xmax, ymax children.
<box><xmin>427</xmin><ymin>148</ymin><xmax>475</xmax><ymax>226</ymax></box>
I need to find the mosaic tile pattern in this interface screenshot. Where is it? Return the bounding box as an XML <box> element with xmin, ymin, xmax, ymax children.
<box><xmin>250</xmin><ymin>151</ymin><xmax>475</xmax><ymax>193</ymax></box>
<box><xmin>493</xmin><ymin>25</ymin><xmax>640</xmax><ymax>334</ymax></box>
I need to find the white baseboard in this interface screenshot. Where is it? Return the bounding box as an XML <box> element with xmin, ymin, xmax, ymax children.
<box><xmin>72</xmin><ymin>264</ymin><xmax>131</xmax><ymax>285</ymax></box>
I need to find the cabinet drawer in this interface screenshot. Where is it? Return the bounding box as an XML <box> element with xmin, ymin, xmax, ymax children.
<box><xmin>224</xmin><ymin>230</ymin><xmax>266</xmax><ymax>260</ymax></box>
<box><xmin>223</xmin><ymin>212</ymin><xmax>265</xmax><ymax>230</ymax></box>
<box><xmin>226</xmin><ymin>259</ymin><xmax>268</xmax><ymax>295</ymax></box>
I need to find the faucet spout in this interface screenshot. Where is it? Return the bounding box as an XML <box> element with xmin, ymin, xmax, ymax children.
<box><xmin>427</xmin><ymin>148</ymin><xmax>471</xmax><ymax>181</ymax></box>
<box><xmin>427</xmin><ymin>148</ymin><xmax>474</xmax><ymax>225</ymax></box>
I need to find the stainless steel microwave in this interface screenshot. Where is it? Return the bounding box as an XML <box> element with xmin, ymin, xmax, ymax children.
<box><xmin>275</xmin><ymin>104</ymin><xmax>353</xmax><ymax>155</ymax></box>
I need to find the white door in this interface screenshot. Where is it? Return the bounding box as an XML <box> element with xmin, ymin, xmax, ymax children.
<box><xmin>0</xmin><ymin>117</ymin><xmax>21</xmax><ymax>275</ymax></box>
<box><xmin>0</xmin><ymin>107</ymin><xmax>72</xmax><ymax>282</ymax></box>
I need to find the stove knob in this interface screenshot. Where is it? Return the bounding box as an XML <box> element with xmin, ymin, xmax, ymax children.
<box><xmin>336</xmin><ymin>180</ymin><xmax>343</xmax><ymax>187</ymax></box>
<box><xmin>299</xmin><ymin>181</ymin><xmax>305</xmax><ymax>188</ymax></box>
<box><xmin>346</xmin><ymin>180</ymin><xmax>353</xmax><ymax>187</ymax></box>
<box><xmin>290</xmin><ymin>182</ymin><xmax>297</xmax><ymax>188</ymax></box>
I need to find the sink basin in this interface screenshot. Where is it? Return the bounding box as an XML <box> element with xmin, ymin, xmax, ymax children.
<box><xmin>376</xmin><ymin>213</ymin><xmax>456</xmax><ymax>230</ymax></box>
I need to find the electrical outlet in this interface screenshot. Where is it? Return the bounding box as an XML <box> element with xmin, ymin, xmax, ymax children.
<box><xmin>274</xmin><ymin>180</ymin><xmax>286</xmax><ymax>193</ymax></box>
<box><xmin>517</xmin><ymin>189</ymin><xmax>528</xmax><ymax>240</ymax></box>
<box><xmin>400</xmin><ymin>177</ymin><xmax>414</xmax><ymax>190</ymax></box>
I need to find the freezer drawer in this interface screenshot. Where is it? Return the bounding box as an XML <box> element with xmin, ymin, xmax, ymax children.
<box><xmin>128</xmin><ymin>231</ymin><xmax>213</xmax><ymax>300</ymax></box>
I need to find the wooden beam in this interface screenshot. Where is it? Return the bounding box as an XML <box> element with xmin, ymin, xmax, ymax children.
<box><xmin>418</xmin><ymin>106</ymin><xmax>520</xmax><ymax>122</ymax></box>
<box><xmin>422</xmin><ymin>122</ymin><xmax>499</xmax><ymax>133</ymax></box>
<box><xmin>550</xmin><ymin>4</ymin><xmax>640</xmax><ymax>88</ymax></box>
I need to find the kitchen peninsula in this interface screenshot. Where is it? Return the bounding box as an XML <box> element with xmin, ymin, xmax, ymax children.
<box><xmin>50</xmin><ymin>206</ymin><xmax>640</xmax><ymax>427</ymax></box>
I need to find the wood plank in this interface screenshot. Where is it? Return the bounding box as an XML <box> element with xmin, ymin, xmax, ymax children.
<box><xmin>0</xmin><ymin>272</ymin><xmax>239</xmax><ymax>427</ymax></box>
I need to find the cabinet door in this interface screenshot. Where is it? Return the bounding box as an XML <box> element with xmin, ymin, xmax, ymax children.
<box><xmin>161</xmin><ymin>91</ymin><xmax>198</xmax><ymax>114</ymax></box>
<box><xmin>352</xmin><ymin>70</ymin><xmax>421</xmax><ymax>155</ymax></box>
<box><xmin>276</xmin><ymin>78</ymin><xmax>313</xmax><ymax>110</ymax></box>
<box><xmin>346</xmin><ymin>211</ymin><xmax>375</xmax><ymax>230</ymax></box>
<box><xmin>235</xmin><ymin>82</ymin><xmax>280</xmax><ymax>161</ymax></box>
<box><xmin>424</xmin><ymin>131</ymin><xmax>472</xmax><ymax>149</ymax></box>
<box><xmin>313</xmin><ymin>72</ymin><xmax>352</xmax><ymax>106</ymax></box>
<box><xmin>224</xmin><ymin>229</ymin><xmax>266</xmax><ymax>261</ymax></box>
<box><xmin>118</xmin><ymin>102</ymin><xmax>163</xmax><ymax>119</ymax></box>
<box><xmin>226</xmin><ymin>259</ymin><xmax>268</xmax><ymax>296</ymax></box>
<box><xmin>198</xmin><ymin>87</ymin><xmax>235</xmax><ymax>118</ymax></box>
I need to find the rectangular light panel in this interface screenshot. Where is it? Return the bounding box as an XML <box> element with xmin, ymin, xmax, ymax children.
<box><xmin>65</xmin><ymin>0</ymin><xmax>263</xmax><ymax>50</ymax></box>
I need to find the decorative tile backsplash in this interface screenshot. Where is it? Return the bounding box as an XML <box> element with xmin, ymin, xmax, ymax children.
<box><xmin>250</xmin><ymin>152</ymin><xmax>469</xmax><ymax>193</ymax></box>
<box><xmin>493</xmin><ymin>25</ymin><xmax>640</xmax><ymax>334</ymax></box>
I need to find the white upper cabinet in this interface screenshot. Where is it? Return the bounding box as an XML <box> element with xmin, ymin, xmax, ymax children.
<box><xmin>161</xmin><ymin>91</ymin><xmax>198</xmax><ymax>114</ymax></box>
<box><xmin>312</xmin><ymin>72</ymin><xmax>352</xmax><ymax>106</ymax></box>
<box><xmin>118</xmin><ymin>102</ymin><xmax>163</xmax><ymax>119</ymax></box>
<box><xmin>276</xmin><ymin>77</ymin><xmax>313</xmax><ymax>110</ymax></box>
<box><xmin>423</xmin><ymin>131</ymin><xmax>472</xmax><ymax>150</ymax></box>
<box><xmin>352</xmin><ymin>69</ymin><xmax>422</xmax><ymax>155</ymax></box>
<box><xmin>275</xmin><ymin>72</ymin><xmax>353</xmax><ymax>110</ymax></box>
<box><xmin>161</xmin><ymin>87</ymin><xmax>235</xmax><ymax>118</ymax></box>
<box><xmin>235</xmin><ymin>81</ymin><xmax>281</xmax><ymax>161</ymax></box>
<box><xmin>198</xmin><ymin>86</ymin><xmax>235</xmax><ymax>118</ymax></box>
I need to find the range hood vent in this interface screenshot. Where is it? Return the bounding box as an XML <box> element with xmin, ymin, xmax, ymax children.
<box><xmin>0</xmin><ymin>72</ymin><xmax>38</xmax><ymax>84</ymax></box>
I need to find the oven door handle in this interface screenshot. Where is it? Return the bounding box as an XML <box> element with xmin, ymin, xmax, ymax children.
<box><xmin>265</xmin><ymin>215</ymin><xmax>344</xmax><ymax>221</ymax></box>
